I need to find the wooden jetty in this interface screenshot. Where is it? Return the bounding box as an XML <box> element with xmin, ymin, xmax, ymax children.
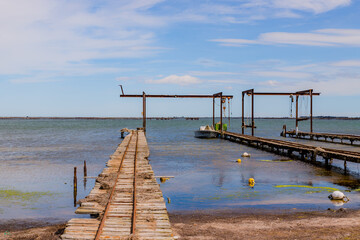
<box><xmin>61</xmin><ymin>130</ymin><xmax>173</xmax><ymax>240</ymax></box>
<box><xmin>222</xmin><ymin>131</ymin><xmax>360</xmax><ymax>167</ymax></box>
<box><xmin>282</xmin><ymin>129</ymin><xmax>360</xmax><ymax>145</ymax></box>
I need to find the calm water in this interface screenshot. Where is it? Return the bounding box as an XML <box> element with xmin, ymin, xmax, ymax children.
<box><xmin>0</xmin><ymin>118</ymin><xmax>360</xmax><ymax>222</ymax></box>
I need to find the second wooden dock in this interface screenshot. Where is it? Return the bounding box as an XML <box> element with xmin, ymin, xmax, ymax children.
<box><xmin>222</xmin><ymin>131</ymin><xmax>360</xmax><ymax>168</ymax></box>
<box><xmin>283</xmin><ymin>130</ymin><xmax>360</xmax><ymax>145</ymax></box>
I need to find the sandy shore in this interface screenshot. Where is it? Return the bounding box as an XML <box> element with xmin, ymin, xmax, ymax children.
<box><xmin>170</xmin><ymin>208</ymin><xmax>360</xmax><ymax>240</ymax></box>
<box><xmin>1</xmin><ymin>209</ymin><xmax>360</xmax><ymax>239</ymax></box>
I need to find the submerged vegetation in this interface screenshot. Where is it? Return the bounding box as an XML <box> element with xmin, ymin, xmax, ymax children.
<box><xmin>0</xmin><ymin>188</ymin><xmax>54</xmax><ymax>205</ymax></box>
<box><xmin>275</xmin><ymin>185</ymin><xmax>339</xmax><ymax>193</ymax></box>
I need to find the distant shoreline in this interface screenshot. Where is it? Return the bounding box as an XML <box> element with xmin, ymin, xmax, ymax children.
<box><xmin>0</xmin><ymin>116</ymin><xmax>359</xmax><ymax>120</ymax></box>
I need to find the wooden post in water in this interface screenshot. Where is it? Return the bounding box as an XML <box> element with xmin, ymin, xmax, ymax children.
<box><xmin>282</xmin><ymin>125</ymin><xmax>287</xmax><ymax>137</ymax></box>
<box><xmin>84</xmin><ymin>160</ymin><xmax>87</xmax><ymax>177</ymax></box>
<box><xmin>83</xmin><ymin>160</ymin><xmax>87</xmax><ymax>189</ymax></box>
<box><xmin>73</xmin><ymin>167</ymin><xmax>77</xmax><ymax>207</ymax></box>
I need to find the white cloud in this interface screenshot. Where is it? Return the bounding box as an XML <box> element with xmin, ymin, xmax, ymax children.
<box><xmin>146</xmin><ymin>75</ymin><xmax>201</xmax><ymax>85</ymax></box>
<box><xmin>195</xmin><ymin>58</ymin><xmax>224</xmax><ymax>67</ymax></box>
<box><xmin>255</xmin><ymin>71</ymin><xmax>313</xmax><ymax>79</ymax></box>
<box><xmin>260</xmin><ymin>80</ymin><xmax>280</xmax><ymax>86</ymax></box>
<box><xmin>211</xmin><ymin>28</ymin><xmax>360</xmax><ymax>47</ymax></box>
<box><xmin>243</xmin><ymin>59</ymin><xmax>360</xmax><ymax>96</ymax></box>
<box><xmin>116</xmin><ymin>77</ymin><xmax>131</xmax><ymax>81</ymax></box>
<box><xmin>271</xmin><ymin>0</ymin><xmax>351</xmax><ymax>14</ymax></box>
<box><xmin>331</xmin><ymin>60</ymin><xmax>360</xmax><ymax>67</ymax></box>
<box><xmin>190</xmin><ymin>71</ymin><xmax>238</xmax><ymax>76</ymax></box>
<box><xmin>193</xmin><ymin>0</ymin><xmax>351</xmax><ymax>24</ymax></box>
<box><xmin>0</xmin><ymin>0</ymin><xmax>165</xmax><ymax>81</ymax></box>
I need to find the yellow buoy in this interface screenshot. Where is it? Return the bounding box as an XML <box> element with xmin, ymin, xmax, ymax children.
<box><xmin>160</xmin><ymin>177</ymin><xmax>169</xmax><ymax>183</ymax></box>
<box><xmin>248</xmin><ymin>178</ymin><xmax>255</xmax><ymax>186</ymax></box>
<box><xmin>237</xmin><ymin>158</ymin><xmax>242</xmax><ymax>163</ymax></box>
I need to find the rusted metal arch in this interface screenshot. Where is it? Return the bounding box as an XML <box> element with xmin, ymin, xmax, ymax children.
<box><xmin>119</xmin><ymin>87</ymin><xmax>233</xmax><ymax>132</ymax></box>
<box><xmin>242</xmin><ymin>89</ymin><xmax>320</xmax><ymax>136</ymax></box>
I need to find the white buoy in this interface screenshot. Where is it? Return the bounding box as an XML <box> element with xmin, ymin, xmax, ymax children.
<box><xmin>242</xmin><ymin>152</ymin><xmax>251</xmax><ymax>157</ymax></box>
<box><xmin>330</xmin><ymin>200</ymin><xmax>344</xmax><ymax>207</ymax></box>
<box><xmin>329</xmin><ymin>191</ymin><xmax>345</xmax><ymax>200</ymax></box>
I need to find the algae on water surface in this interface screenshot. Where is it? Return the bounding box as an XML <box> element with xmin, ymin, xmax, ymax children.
<box><xmin>275</xmin><ymin>185</ymin><xmax>339</xmax><ymax>193</ymax></box>
<box><xmin>0</xmin><ymin>188</ymin><xmax>54</xmax><ymax>205</ymax></box>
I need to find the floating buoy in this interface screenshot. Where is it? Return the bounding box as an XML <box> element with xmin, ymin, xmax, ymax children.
<box><xmin>160</xmin><ymin>177</ymin><xmax>170</xmax><ymax>183</ymax></box>
<box><xmin>328</xmin><ymin>191</ymin><xmax>349</xmax><ymax>202</ymax></box>
<box><xmin>248</xmin><ymin>178</ymin><xmax>255</xmax><ymax>186</ymax></box>
<box><xmin>242</xmin><ymin>152</ymin><xmax>251</xmax><ymax>157</ymax></box>
<box><xmin>237</xmin><ymin>158</ymin><xmax>242</xmax><ymax>163</ymax></box>
<box><xmin>330</xmin><ymin>200</ymin><xmax>345</xmax><ymax>207</ymax></box>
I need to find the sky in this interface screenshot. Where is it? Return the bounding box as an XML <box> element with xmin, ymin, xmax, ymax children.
<box><xmin>0</xmin><ymin>0</ymin><xmax>360</xmax><ymax>117</ymax></box>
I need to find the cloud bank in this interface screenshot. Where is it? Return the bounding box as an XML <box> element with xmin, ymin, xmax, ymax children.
<box><xmin>146</xmin><ymin>75</ymin><xmax>201</xmax><ymax>85</ymax></box>
<box><xmin>211</xmin><ymin>29</ymin><xmax>360</xmax><ymax>47</ymax></box>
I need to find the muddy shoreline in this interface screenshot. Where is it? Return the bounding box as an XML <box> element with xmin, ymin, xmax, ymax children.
<box><xmin>1</xmin><ymin>208</ymin><xmax>360</xmax><ymax>239</ymax></box>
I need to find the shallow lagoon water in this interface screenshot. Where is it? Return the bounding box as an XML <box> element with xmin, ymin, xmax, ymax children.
<box><xmin>0</xmin><ymin>118</ymin><xmax>360</xmax><ymax>221</ymax></box>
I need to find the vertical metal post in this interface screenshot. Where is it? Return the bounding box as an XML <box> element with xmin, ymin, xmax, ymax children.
<box><xmin>242</xmin><ymin>92</ymin><xmax>244</xmax><ymax>134</ymax></box>
<box><xmin>142</xmin><ymin>92</ymin><xmax>146</xmax><ymax>132</ymax></box>
<box><xmin>220</xmin><ymin>93</ymin><xmax>223</xmax><ymax>134</ymax></box>
<box><xmin>310</xmin><ymin>89</ymin><xmax>313</xmax><ymax>133</ymax></box>
<box><xmin>228</xmin><ymin>98</ymin><xmax>231</xmax><ymax>127</ymax></box>
<box><xmin>212</xmin><ymin>97</ymin><xmax>215</xmax><ymax>128</ymax></box>
<box><xmin>119</xmin><ymin>85</ymin><xmax>124</xmax><ymax>95</ymax></box>
<box><xmin>251</xmin><ymin>89</ymin><xmax>254</xmax><ymax>136</ymax></box>
<box><xmin>296</xmin><ymin>95</ymin><xmax>299</xmax><ymax>134</ymax></box>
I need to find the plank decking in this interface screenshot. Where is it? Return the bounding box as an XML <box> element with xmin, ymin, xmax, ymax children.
<box><xmin>284</xmin><ymin>130</ymin><xmax>360</xmax><ymax>145</ymax></box>
<box><xmin>222</xmin><ymin>131</ymin><xmax>360</xmax><ymax>165</ymax></box>
<box><xmin>61</xmin><ymin>130</ymin><xmax>173</xmax><ymax>240</ymax></box>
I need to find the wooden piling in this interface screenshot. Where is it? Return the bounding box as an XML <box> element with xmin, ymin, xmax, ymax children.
<box><xmin>83</xmin><ymin>160</ymin><xmax>87</xmax><ymax>177</ymax></box>
<box><xmin>73</xmin><ymin>167</ymin><xmax>77</xmax><ymax>207</ymax></box>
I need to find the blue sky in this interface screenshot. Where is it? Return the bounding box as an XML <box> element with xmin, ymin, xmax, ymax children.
<box><xmin>0</xmin><ymin>0</ymin><xmax>360</xmax><ymax>117</ymax></box>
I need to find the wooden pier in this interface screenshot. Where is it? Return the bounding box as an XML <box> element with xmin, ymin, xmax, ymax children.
<box><xmin>222</xmin><ymin>131</ymin><xmax>360</xmax><ymax>167</ymax></box>
<box><xmin>283</xmin><ymin>130</ymin><xmax>360</xmax><ymax>145</ymax></box>
<box><xmin>61</xmin><ymin>130</ymin><xmax>173</xmax><ymax>240</ymax></box>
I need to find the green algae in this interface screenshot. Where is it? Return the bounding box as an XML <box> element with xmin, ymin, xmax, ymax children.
<box><xmin>0</xmin><ymin>188</ymin><xmax>54</xmax><ymax>204</ymax></box>
<box><xmin>275</xmin><ymin>185</ymin><xmax>339</xmax><ymax>193</ymax></box>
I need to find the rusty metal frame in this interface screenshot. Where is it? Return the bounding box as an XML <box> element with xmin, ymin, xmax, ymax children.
<box><xmin>119</xmin><ymin>86</ymin><xmax>233</xmax><ymax>132</ymax></box>
<box><xmin>242</xmin><ymin>89</ymin><xmax>320</xmax><ymax>136</ymax></box>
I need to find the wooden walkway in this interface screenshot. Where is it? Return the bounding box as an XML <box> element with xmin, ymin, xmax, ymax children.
<box><xmin>61</xmin><ymin>130</ymin><xmax>173</xmax><ymax>240</ymax></box>
<box><xmin>222</xmin><ymin>131</ymin><xmax>360</xmax><ymax>167</ymax></box>
<box><xmin>283</xmin><ymin>130</ymin><xmax>360</xmax><ymax>145</ymax></box>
